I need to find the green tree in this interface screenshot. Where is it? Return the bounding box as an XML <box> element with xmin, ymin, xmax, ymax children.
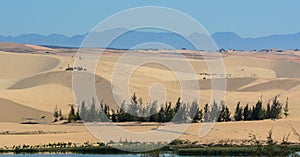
<box><xmin>131</xmin><ymin>93</ymin><xmax>138</xmax><ymax>105</ymax></box>
<box><xmin>53</xmin><ymin>105</ymin><xmax>59</xmax><ymax>121</ymax></box>
<box><xmin>118</xmin><ymin>101</ymin><xmax>128</xmax><ymax>122</ymax></box>
<box><xmin>104</xmin><ymin>103</ymin><xmax>110</xmax><ymax>119</ymax></box>
<box><xmin>203</xmin><ymin>103</ymin><xmax>210</xmax><ymax>122</ymax></box>
<box><xmin>68</xmin><ymin>104</ymin><xmax>77</xmax><ymax>122</ymax></box>
<box><xmin>158</xmin><ymin>106</ymin><xmax>165</xmax><ymax>122</ymax></box>
<box><xmin>149</xmin><ymin>101</ymin><xmax>159</xmax><ymax>122</ymax></box>
<box><xmin>252</xmin><ymin>100</ymin><xmax>264</xmax><ymax>120</ymax></box>
<box><xmin>111</xmin><ymin>109</ymin><xmax>118</xmax><ymax>122</ymax></box>
<box><xmin>58</xmin><ymin>109</ymin><xmax>62</xmax><ymax>117</ymax></box>
<box><xmin>75</xmin><ymin>106</ymin><xmax>81</xmax><ymax>120</ymax></box>
<box><xmin>265</xmin><ymin>102</ymin><xmax>271</xmax><ymax>119</ymax></box>
<box><xmin>175</xmin><ymin>97</ymin><xmax>181</xmax><ymax>113</ymax></box>
<box><xmin>165</xmin><ymin>102</ymin><xmax>175</xmax><ymax>122</ymax></box>
<box><xmin>283</xmin><ymin>98</ymin><xmax>289</xmax><ymax>118</ymax></box>
<box><xmin>243</xmin><ymin>104</ymin><xmax>252</xmax><ymax>121</ymax></box>
<box><xmin>168</xmin><ymin>103</ymin><xmax>176</xmax><ymax>121</ymax></box>
<box><xmin>270</xmin><ymin>96</ymin><xmax>282</xmax><ymax>119</ymax></box>
<box><xmin>79</xmin><ymin>100</ymin><xmax>87</xmax><ymax>121</ymax></box>
<box><xmin>190</xmin><ymin>101</ymin><xmax>201</xmax><ymax>122</ymax></box>
<box><xmin>234</xmin><ymin>102</ymin><xmax>243</xmax><ymax>121</ymax></box>
<box><xmin>88</xmin><ymin>97</ymin><xmax>98</xmax><ymax>121</ymax></box>
<box><xmin>210</xmin><ymin>100</ymin><xmax>219</xmax><ymax>122</ymax></box>
<box><xmin>218</xmin><ymin>102</ymin><xmax>231</xmax><ymax>122</ymax></box>
<box><xmin>224</xmin><ymin>106</ymin><xmax>231</xmax><ymax>122</ymax></box>
<box><xmin>181</xmin><ymin>103</ymin><xmax>192</xmax><ymax>123</ymax></box>
<box><xmin>218</xmin><ymin>103</ymin><xmax>225</xmax><ymax>122</ymax></box>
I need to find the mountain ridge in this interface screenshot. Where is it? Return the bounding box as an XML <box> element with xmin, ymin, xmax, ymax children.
<box><xmin>0</xmin><ymin>29</ymin><xmax>299</xmax><ymax>50</ymax></box>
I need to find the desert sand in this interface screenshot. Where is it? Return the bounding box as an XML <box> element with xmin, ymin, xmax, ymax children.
<box><xmin>0</xmin><ymin>45</ymin><xmax>300</xmax><ymax>147</ymax></box>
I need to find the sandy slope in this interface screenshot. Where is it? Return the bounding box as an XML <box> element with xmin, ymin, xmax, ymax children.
<box><xmin>1</xmin><ymin>51</ymin><xmax>300</xmax><ymax>118</ymax></box>
<box><xmin>0</xmin><ymin>51</ymin><xmax>59</xmax><ymax>80</ymax></box>
<box><xmin>25</xmin><ymin>44</ymin><xmax>53</xmax><ymax>51</ymax></box>
<box><xmin>0</xmin><ymin>49</ymin><xmax>300</xmax><ymax>146</ymax></box>
<box><xmin>0</xmin><ymin>98</ymin><xmax>52</xmax><ymax>122</ymax></box>
<box><xmin>0</xmin><ymin>119</ymin><xmax>299</xmax><ymax>147</ymax></box>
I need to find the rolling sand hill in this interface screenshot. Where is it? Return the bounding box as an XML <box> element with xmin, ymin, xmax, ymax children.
<box><xmin>0</xmin><ymin>46</ymin><xmax>300</xmax><ymax>147</ymax></box>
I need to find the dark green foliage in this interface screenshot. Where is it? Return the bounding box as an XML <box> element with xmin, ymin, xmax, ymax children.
<box><xmin>211</xmin><ymin>100</ymin><xmax>220</xmax><ymax>122</ymax></box>
<box><xmin>252</xmin><ymin>100</ymin><xmax>264</xmax><ymax>120</ymax></box>
<box><xmin>80</xmin><ymin>100</ymin><xmax>87</xmax><ymax>121</ymax></box>
<box><xmin>165</xmin><ymin>102</ymin><xmax>175</xmax><ymax>122</ymax></box>
<box><xmin>88</xmin><ymin>98</ymin><xmax>97</xmax><ymax>121</ymax></box>
<box><xmin>170</xmin><ymin>139</ymin><xmax>185</xmax><ymax>145</ymax></box>
<box><xmin>218</xmin><ymin>101</ymin><xmax>231</xmax><ymax>122</ymax></box>
<box><xmin>234</xmin><ymin>102</ymin><xmax>243</xmax><ymax>121</ymax></box>
<box><xmin>243</xmin><ymin>104</ymin><xmax>252</xmax><ymax>120</ymax></box>
<box><xmin>270</xmin><ymin>96</ymin><xmax>283</xmax><ymax>119</ymax></box>
<box><xmin>53</xmin><ymin>105</ymin><xmax>59</xmax><ymax>120</ymax></box>
<box><xmin>224</xmin><ymin>106</ymin><xmax>231</xmax><ymax>122</ymax></box>
<box><xmin>75</xmin><ymin>107</ymin><xmax>81</xmax><ymax>121</ymax></box>
<box><xmin>177</xmin><ymin>103</ymin><xmax>192</xmax><ymax>123</ymax></box>
<box><xmin>175</xmin><ymin>97</ymin><xmax>181</xmax><ymax>113</ymax></box>
<box><xmin>157</xmin><ymin>106</ymin><xmax>165</xmax><ymax>122</ymax></box>
<box><xmin>111</xmin><ymin>109</ymin><xmax>117</xmax><ymax>122</ymax></box>
<box><xmin>190</xmin><ymin>101</ymin><xmax>202</xmax><ymax>122</ymax></box>
<box><xmin>68</xmin><ymin>104</ymin><xmax>79</xmax><ymax>122</ymax></box>
<box><xmin>149</xmin><ymin>101</ymin><xmax>159</xmax><ymax>122</ymax></box>
<box><xmin>118</xmin><ymin>101</ymin><xmax>128</xmax><ymax>122</ymax></box>
<box><xmin>173</xmin><ymin>100</ymin><xmax>191</xmax><ymax>123</ymax></box>
<box><xmin>53</xmin><ymin>105</ymin><xmax>65</xmax><ymax>122</ymax></box>
<box><xmin>203</xmin><ymin>103</ymin><xmax>210</xmax><ymax>122</ymax></box>
<box><xmin>265</xmin><ymin>102</ymin><xmax>271</xmax><ymax>119</ymax></box>
<box><xmin>65</xmin><ymin>94</ymin><xmax>286</xmax><ymax>124</ymax></box>
<box><xmin>217</xmin><ymin>103</ymin><xmax>224</xmax><ymax>122</ymax></box>
<box><xmin>284</xmin><ymin>98</ymin><xmax>289</xmax><ymax>118</ymax></box>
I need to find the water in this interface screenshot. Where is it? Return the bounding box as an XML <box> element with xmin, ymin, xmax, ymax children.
<box><xmin>0</xmin><ymin>154</ymin><xmax>189</xmax><ymax>157</ymax></box>
<box><xmin>1</xmin><ymin>155</ymin><xmax>140</xmax><ymax>157</ymax></box>
<box><xmin>0</xmin><ymin>155</ymin><xmax>141</xmax><ymax>157</ymax></box>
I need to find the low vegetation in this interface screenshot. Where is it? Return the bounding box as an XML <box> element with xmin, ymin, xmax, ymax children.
<box><xmin>1</xmin><ymin>130</ymin><xmax>300</xmax><ymax>156</ymax></box>
<box><xmin>58</xmin><ymin>93</ymin><xmax>288</xmax><ymax>123</ymax></box>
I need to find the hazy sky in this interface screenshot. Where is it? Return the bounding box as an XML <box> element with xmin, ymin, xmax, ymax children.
<box><xmin>1</xmin><ymin>0</ymin><xmax>299</xmax><ymax>37</ymax></box>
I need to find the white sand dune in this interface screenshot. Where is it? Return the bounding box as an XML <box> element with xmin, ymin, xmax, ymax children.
<box><xmin>2</xmin><ymin>52</ymin><xmax>300</xmax><ymax>114</ymax></box>
<box><xmin>0</xmin><ymin>98</ymin><xmax>52</xmax><ymax>123</ymax></box>
<box><xmin>4</xmin><ymin>70</ymin><xmax>120</xmax><ymax>113</ymax></box>
<box><xmin>25</xmin><ymin>44</ymin><xmax>53</xmax><ymax>51</ymax></box>
<box><xmin>0</xmin><ymin>49</ymin><xmax>300</xmax><ymax>146</ymax></box>
<box><xmin>239</xmin><ymin>78</ymin><xmax>300</xmax><ymax>92</ymax></box>
<box><xmin>0</xmin><ymin>84</ymin><xmax>74</xmax><ymax>113</ymax></box>
<box><xmin>0</xmin><ymin>51</ymin><xmax>59</xmax><ymax>80</ymax></box>
<box><xmin>8</xmin><ymin>71</ymin><xmax>73</xmax><ymax>89</ymax></box>
<box><xmin>223</xmin><ymin>56</ymin><xmax>300</xmax><ymax>78</ymax></box>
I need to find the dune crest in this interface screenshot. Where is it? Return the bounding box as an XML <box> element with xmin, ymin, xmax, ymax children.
<box><xmin>0</xmin><ymin>51</ymin><xmax>59</xmax><ymax>80</ymax></box>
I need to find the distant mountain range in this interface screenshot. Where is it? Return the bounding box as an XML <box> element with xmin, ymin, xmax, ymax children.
<box><xmin>0</xmin><ymin>28</ymin><xmax>299</xmax><ymax>50</ymax></box>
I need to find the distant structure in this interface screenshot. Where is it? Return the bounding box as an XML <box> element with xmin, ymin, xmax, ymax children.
<box><xmin>65</xmin><ymin>64</ymin><xmax>86</xmax><ymax>71</ymax></box>
<box><xmin>65</xmin><ymin>64</ymin><xmax>73</xmax><ymax>71</ymax></box>
<box><xmin>219</xmin><ymin>48</ymin><xmax>226</xmax><ymax>53</ymax></box>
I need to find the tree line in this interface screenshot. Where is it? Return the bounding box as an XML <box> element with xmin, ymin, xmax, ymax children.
<box><xmin>55</xmin><ymin>93</ymin><xmax>289</xmax><ymax>123</ymax></box>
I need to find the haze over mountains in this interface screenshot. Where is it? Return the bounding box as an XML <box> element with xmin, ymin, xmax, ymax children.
<box><xmin>0</xmin><ymin>28</ymin><xmax>299</xmax><ymax>50</ymax></box>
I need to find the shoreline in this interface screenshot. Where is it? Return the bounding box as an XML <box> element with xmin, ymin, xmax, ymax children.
<box><xmin>1</xmin><ymin>142</ymin><xmax>300</xmax><ymax>156</ymax></box>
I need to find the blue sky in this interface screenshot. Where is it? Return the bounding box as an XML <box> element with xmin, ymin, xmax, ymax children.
<box><xmin>1</xmin><ymin>0</ymin><xmax>299</xmax><ymax>37</ymax></box>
